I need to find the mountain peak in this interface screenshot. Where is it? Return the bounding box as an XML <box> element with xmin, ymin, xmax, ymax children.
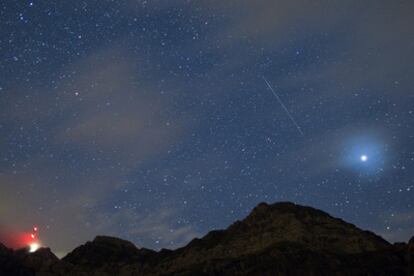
<box><xmin>248</xmin><ymin>201</ymin><xmax>330</xmax><ymax>219</ymax></box>
<box><xmin>91</xmin><ymin>235</ymin><xmax>138</xmax><ymax>250</ymax></box>
<box><xmin>62</xmin><ymin>235</ymin><xmax>157</xmax><ymax>269</ymax></box>
<box><xmin>229</xmin><ymin>201</ymin><xmax>390</xmax><ymax>254</ymax></box>
<box><xmin>1</xmin><ymin>202</ymin><xmax>412</xmax><ymax>275</ymax></box>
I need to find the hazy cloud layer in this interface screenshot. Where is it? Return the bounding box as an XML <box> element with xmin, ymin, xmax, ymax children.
<box><xmin>1</xmin><ymin>0</ymin><xmax>413</xmax><ymax>255</ymax></box>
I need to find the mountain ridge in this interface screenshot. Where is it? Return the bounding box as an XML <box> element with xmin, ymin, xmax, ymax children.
<box><xmin>1</xmin><ymin>201</ymin><xmax>413</xmax><ymax>275</ymax></box>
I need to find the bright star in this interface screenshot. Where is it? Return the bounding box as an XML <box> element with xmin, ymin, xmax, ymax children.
<box><xmin>360</xmin><ymin>155</ymin><xmax>368</xmax><ymax>162</ymax></box>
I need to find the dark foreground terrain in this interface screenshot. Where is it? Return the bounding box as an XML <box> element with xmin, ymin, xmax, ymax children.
<box><xmin>1</xmin><ymin>202</ymin><xmax>413</xmax><ymax>275</ymax></box>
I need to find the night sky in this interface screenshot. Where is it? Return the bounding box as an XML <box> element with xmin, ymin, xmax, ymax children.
<box><xmin>1</xmin><ymin>1</ymin><xmax>413</xmax><ymax>256</ymax></box>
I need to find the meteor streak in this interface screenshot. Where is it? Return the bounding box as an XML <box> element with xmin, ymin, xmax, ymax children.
<box><xmin>263</xmin><ymin>77</ymin><xmax>304</xmax><ymax>136</ymax></box>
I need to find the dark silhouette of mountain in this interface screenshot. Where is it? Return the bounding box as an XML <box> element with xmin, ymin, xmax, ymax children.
<box><xmin>0</xmin><ymin>244</ymin><xmax>58</xmax><ymax>276</ymax></box>
<box><xmin>1</xmin><ymin>202</ymin><xmax>413</xmax><ymax>275</ymax></box>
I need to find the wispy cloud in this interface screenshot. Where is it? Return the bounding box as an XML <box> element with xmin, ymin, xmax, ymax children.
<box><xmin>0</xmin><ymin>44</ymin><xmax>192</xmax><ymax>254</ymax></box>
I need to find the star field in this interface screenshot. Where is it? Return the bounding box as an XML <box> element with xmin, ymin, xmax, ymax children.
<box><xmin>1</xmin><ymin>1</ymin><xmax>413</xmax><ymax>255</ymax></box>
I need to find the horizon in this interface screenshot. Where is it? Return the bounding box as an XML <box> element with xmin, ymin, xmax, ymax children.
<box><xmin>1</xmin><ymin>1</ymin><xmax>413</xmax><ymax>255</ymax></box>
<box><xmin>2</xmin><ymin>200</ymin><xmax>411</xmax><ymax>259</ymax></box>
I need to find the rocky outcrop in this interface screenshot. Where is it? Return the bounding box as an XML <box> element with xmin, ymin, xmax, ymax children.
<box><xmin>15</xmin><ymin>247</ymin><xmax>59</xmax><ymax>274</ymax></box>
<box><xmin>0</xmin><ymin>245</ymin><xmax>59</xmax><ymax>276</ymax></box>
<box><xmin>129</xmin><ymin>202</ymin><xmax>407</xmax><ymax>275</ymax></box>
<box><xmin>409</xmin><ymin>237</ymin><xmax>414</xmax><ymax>275</ymax></box>
<box><xmin>1</xmin><ymin>202</ymin><xmax>412</xmax><ymax>275</ymax></box>
<box><xmin>58</xmin><ymin>236</ymin><xmax>158</xmax><ymax>275</ymax></box>
<box><xmin>63</xmin><ymin>236</ymin><xmax>147</xmax><ymax>266</ymax></box>
<box><xmin>0</xmin><ymin>244</ymin><xmax>32</xmax><ymax>276</ymax></box>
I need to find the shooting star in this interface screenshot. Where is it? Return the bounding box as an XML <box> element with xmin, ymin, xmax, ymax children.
<box><xmin>263</xmin><ymin>77</ymin><xmax>304</xmax><ymax>136</ymax></box>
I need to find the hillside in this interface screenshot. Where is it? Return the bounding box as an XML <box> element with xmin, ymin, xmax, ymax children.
<box><xmin>1</xmin><ymin>202</ymin><xmax>413</xmax><ymax>275</ymax></box>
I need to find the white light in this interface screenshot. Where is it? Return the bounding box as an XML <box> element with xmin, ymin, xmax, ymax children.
<box><xmin>29</xmin><ymin>243</ymin><xmax>40</xmax><ymax>253</ymax></box>
<box><xmin>360</xmin><ymin>155</ymin><xmax>368</xmax><ymax>162</ymax></box>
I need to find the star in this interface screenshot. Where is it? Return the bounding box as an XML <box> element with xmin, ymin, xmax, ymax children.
<box><xmin>0</xmin><ymin>0</ymin><xmax>412</xmax><ymax>255</ymax></box>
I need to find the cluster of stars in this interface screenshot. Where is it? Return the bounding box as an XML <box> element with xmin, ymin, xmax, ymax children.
<box><xmin>0</xmin><ymin>1</ymin><xmax>413</xmax><ymax>254</ymax></box>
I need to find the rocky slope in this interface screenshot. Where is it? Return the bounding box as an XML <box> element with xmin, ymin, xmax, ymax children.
<box><xmin>1</xmin><ymin>202</ymin><xmax>413</xmax><ymax>275</ymax></box>
<box><xmin>0</xmin><ymin>244</ymin><xmax>58</xmax><ymax>276</ymax></box>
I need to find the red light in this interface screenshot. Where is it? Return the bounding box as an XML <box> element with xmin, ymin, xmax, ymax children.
<box><xmin>0</xmin><ymin>226</ymin><xmax>42</xmax><ymax>250</ymax></box>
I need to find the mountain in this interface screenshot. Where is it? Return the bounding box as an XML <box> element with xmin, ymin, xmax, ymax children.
<box><xmin>1</xmin><ymin>202</ymin><xmax>413</xmax><ymax>275</ymax></box>
<box><xmin>0</xmin><ymin>244</ymin><xmax>58</xmax><ymax>276</ymax></box>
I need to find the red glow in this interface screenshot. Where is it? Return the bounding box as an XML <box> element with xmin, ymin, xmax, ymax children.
<box><xmin>0</xmin><ymin>225</ymin><xmax>41</xmax><ymax>250</ymax></box>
